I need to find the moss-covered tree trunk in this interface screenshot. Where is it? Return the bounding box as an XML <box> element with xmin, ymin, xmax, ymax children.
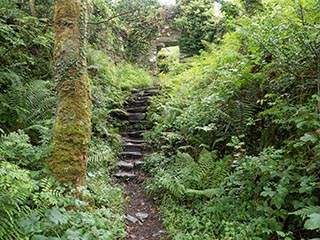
<box><xmin>50</xmin><ymin>0</ymin><xmax>91</xmax><ymax>188</ymax></box>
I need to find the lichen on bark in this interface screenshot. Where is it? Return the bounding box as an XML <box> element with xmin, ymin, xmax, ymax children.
<box><xmin>50</xmin><ymin>0</ymin><xmax>91</xmax><ymax>188</ymax></box>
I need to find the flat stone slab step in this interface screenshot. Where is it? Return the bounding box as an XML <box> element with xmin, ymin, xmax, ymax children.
<box><xmin>132</xmin><ymin>88</ymin><xmax>159</xmax><ymax>95</ymax></box>
<box><xmin>117</xmin><ymin>160</ymin><xmax>145</xmax><ymax>170</ymax></box>
<box><xmin>114</xmin><ymin>172</ymin><xmax>137</xmax><ymax>180</ymax></box>
<box><xmin>125</xmin><ymin>106</ymin><xmax>147</xmax><ymax>113</ymax></box>
<box><xmin>128</xmin><ymin>113</ymin><xmax>146</xmax><ymax>121</ymax></box>
<box><xmin>126</xmin><ymin>100</ymin><xmax>149</xmax><ymax>107</ymax></box>
<box><xmin>127</xmin><ymin>119</ymin><xmax>150</xmax><ymax>125</ymax></box>
<box><xmin>131</xmin><ymin>96</ymin><xmax>151</xmax><ymax>102</ymax></box>
<box><xmin>123</xmin><ymin>138</ymin><xmax>145</xmax><ymax>144</ymax></box>
<box><xmin>117</xmin><ymin>161</ymin><xmax>134</xmax><ymax>170</ymax></box>
<box><xmin>120</xmin><ymin>151</ymin><xmax>143</xmax><ymax>160</ymax></box>
<box><xmin>120</xmin><ymin>130</ymin><xmax>145</xmax><ymax>139</ymax></box>
<box><xmin>124</xmin><ymin>142</ymin><xmax>145</xmax><ymax>152</ymax></box>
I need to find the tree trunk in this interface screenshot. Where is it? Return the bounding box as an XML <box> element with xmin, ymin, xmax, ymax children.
<box><xmin>50</xmin><ymin>0</ymin><xmax>91</xmax><ymax>188</ymax></box>
<box><xmin>29</xmin><ymin>0</ymin><xmax>36</xmax><ymax>16</ymax></box>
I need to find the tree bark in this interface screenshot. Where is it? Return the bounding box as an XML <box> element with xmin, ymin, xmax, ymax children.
<box><xmin>50</xmin><ymin>0</ymin><xmax>91</xmax><ymax>188</ymax></box>
<box><xmin>30</xmin><ymin>0</ymin><xmax>36</xmax><ymax>16</ymax></box>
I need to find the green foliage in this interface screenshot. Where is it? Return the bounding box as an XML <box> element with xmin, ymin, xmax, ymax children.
<box><xmin>145</xmin><ymin>0</ymin><xmax>320</xmax><ymax>239</ymax></box>
<box><xmin>89</xmin><ymin>0</ymin><xmax>160</xmax><ymax>67</ymax></box>
<box><xmin>0</xmin><ymin>0</ymin><xmax>54</xmax><ymax>135</ymax></box>
<box><xmin>157</xmin><ymin>46</ymin><xmax>180</xmax><ymax>74</ymax></box>
<box><xmin>19</xmin><ymin>207</ymin><xmax>125</xmax><ymax>240</ymax></box>
<box><xmin>175</xmin><ymin>0</ymin><xmax>217</xmax><ymax>56</ymax></box>
<box><xmin>0</xmin><ymin>130</ymin><xmax>47</xmax><ymax>170</ymax></box>
<box><xmin>0</xmin><ymin>161</ymin><xmax>33</xmax><ymax>240</ymax></box>
<box><xmin>0</xmin><ymin>158</ymin><xmax>126</xmax><ymax>240</ymax></box>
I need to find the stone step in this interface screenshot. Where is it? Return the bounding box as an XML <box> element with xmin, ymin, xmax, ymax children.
<box><xmin>126</xmin><ymin>106</ymin><xmax>147</xmax><ymax>113</ymax></box>
<box><xmin>117</xmin><ymin>160</ymin><xmax>145</xmax><ymax>170</ymax></box>
<box><xmin>143</xmin><ymin>89</ymin><xmax>159</xmax><ymax>96</ymax></box>
<box><xmin>120</xmin><ymin>151</ymin><xmax>143</xmax><ymax>160</ymax></box>
<box><xmin>126</xmin><ymin>99</ymin><xmax>149</xmax><ymax>107</ymax></box>
<box><xmin>128</xmin><ymin>113</ymin><xmax>146</xmax><ymax>121</ymax></box>
<box><xmin>114</xmin><ymin>172</ymin><xmax>137</xmax><ymax>180</ymax></box>
<box><xmin>123</xmin><ymin>138</ymin><xmax>145</xmax><ymax>144</ymax></box>
<box><xmin>127</xmin><ymin>119</ymin><xmax>150</xmax><ymax>125</ymax></box>
<box><xmin>117</xmin><ymin>161</ymin><xmax>134</xmax><ymax>170</ymax></box>
<box><xmin>111</xmin><ymin>111</ymin><xmax>128</xmax><ymax>121</ymax></box>
<box><xmin>120</xmin><ymin>130</ymin><xmax>145</xmax><ymax>139</ymax></box>
<box><xmin>131</xmin><ymin>95</ymin><xmax>151</xmax><ymax>102</ymax></box>
<box><xmin>124</xmin><ymin>142</ymin><xmax>145</xmax><ymax>152</ymax></box>
<box><xmin>132</xmin><ymin>87</ymin><xmax>158</xmax><ymax>93</ymax></box>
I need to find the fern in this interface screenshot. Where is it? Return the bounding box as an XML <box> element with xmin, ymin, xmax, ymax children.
<box><xmin>1</xmin><ymin>80</ymin><xmax>55</xmax><ymax>132</ymax></box>
<box><xmin>184</xmin><ymin>188</ymin><xmax>224</xmax><ymax>198</ymax></box>
<box><xmin>88</xmin><ymin>149</ymin><xmax>115</xmax><ymax>168</ymax></box>
<box><xmin>291</xmin><ymin>206</ymin><xmax>320</xmax><ymax>219</ymax></box>
<box><xmin>0</xmin><ymin>161</ymin><xmax>33</xmax><ymax>240</ymax></box>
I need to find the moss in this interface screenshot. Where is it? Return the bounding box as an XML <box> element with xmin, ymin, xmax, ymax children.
<box><xmin>50</xmin><ymin>0</ymin><xmax>91</xmax><ymax>189</ymax></box>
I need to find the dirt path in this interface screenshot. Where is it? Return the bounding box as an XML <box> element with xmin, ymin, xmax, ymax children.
<box><xmin>124</xmin><ymin>181</ymin><xmax>166</xmax><ymax>240</ymax></box>
<box><xmin>114</xmin><ymin>87</ymin><xmax>167</xmax><ymax>240</ymax></box>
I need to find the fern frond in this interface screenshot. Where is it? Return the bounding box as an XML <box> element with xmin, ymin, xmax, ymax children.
<box><xmin>185</xmin><ymin>188</ymin><xmax>224</xmax><ymax>198</ymax></box>
<box><xmin>291</xmin><ymin>206</ymin><xmax>320</xmax><ymax>219</ymax></box>
<box><xmin>88</xmin><ymin>148</ymin><xmax>115</xmax><ymax>168</ymax></box>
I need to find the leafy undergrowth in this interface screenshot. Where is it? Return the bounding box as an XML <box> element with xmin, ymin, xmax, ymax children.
<box><xmin>0</xmin><ymin>43</ymin><xmax>155</xmax><ymax>239</ymax></box>
<box><xmin>144</xmin><ymin>0</ymin><xmax>320</xmax><ymax>239</ymax></box>
<box><xmin>0</xmin><ymin>130</ymin><xmax>125</xmax><ymax>240</ymax></box>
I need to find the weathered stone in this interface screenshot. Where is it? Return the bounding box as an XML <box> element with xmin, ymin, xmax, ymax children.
<box><xmin>123</xmin><ymin>138</ymin><xmax>145</xmax><ymax>144</ymax></box>
<box><xmin>152</xmin><ymin>230</ymin><xmax>167</xmax><ymax>238</ymax></box>
<box><xmin>136</xmin><ymin>212</ymin><xmax>149</xmax><ymax>221</ymax></box>
<box><xmin>128</xmin><ymin>120</ymin><xmax>150</xmax><ymax>126</ymax></box>
<box><xmin>126</xmin><ymin>100</ymin><xmax>148</xmax><ymax>108</ymax></box>
<box><xmin>125</xmin><ymin>143</ymin><xmax>145</xmax><ymax>152</ymax></box>
<box><xmin>128</xmin><ymin>113</ymin><xmax>146</xmax><ymax>121</ymax></box>
<box><xmin>120</xmin><ymin>151</ymin><xmax>143</xmax><ymax>160</ymax></box>
<box><xmin>117</xmin><ymin>161</ymin><xmax>134</xmax><ymax>170</ymax></box>
<box><xmin>114</xmin><ymin>172</ymin><xmax>137</xmax><ymax>179</ymax></box>
<box><xmin>143</xmin><ymin>89</ymin><xmax>159</xmax><ymax>97</ymax></box>
<box><xmin>126</xmin><ymin>106</ymin><xmax>147</xmax><ymax>113</ymax></box>
<box><xmin>127</xmin><ymin>215</ymin><xmax>139</xmax><ymax>224</ymax></box>
<box><xmin>120</xmin><ymin>130</ymin><xmax>145</xmax><ymax>139</ymax></box>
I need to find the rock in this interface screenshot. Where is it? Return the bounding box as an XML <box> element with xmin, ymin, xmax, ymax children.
<box><xmin>123</xmin><ymin>138</ymin><xmax>145</xmax><ymax>144</ymax></box>
<box><xmin>120</xmin><ymin>130</ymin><xmax>145</xmax><ymax>139</ymax></box>
<box><xmin>127</xmin><ymin>215</ymin><xmax>139</xmax><ymax>224</ymax></box>
<box><xmin>126</xmin><ymin>106</ymin><xmax>147</xmax><ymax>113</ymax></box>
<box><xmin>152</xmin><ymin>230</ymin><xmax>167</xmax><ymax>238</ymax></box>
<box><xmin>114</xmin><ymin>172</ymin><xmax>137</xmax><ymax>179</ymax></box>
<box><xmin>117</xmin><ymin>161</ymin><xmax>134</xmax><ymax>170</ymax></box>
<box><xmin>128</xmin><ymin>119</ymin><xmax>150</xmax><ymax>126</ymax></box>
<box><xmin>136</xmin><ymin>212</ymin><xmax>149</xmax><ymax>221</ymax></box>
<box><xmin>120</xmin><ymin>151</ymin><xmax>143</xmax><ymax>160</ymax></box>
<box><xmin>128</xmin><ymin>113</ymin><xmax>146</xmax><ymax>121</ymax></box>
<box><xmin>124</xmin><ymin>142</ymin><xmax>145</xmax><ymax>152</ymax></box>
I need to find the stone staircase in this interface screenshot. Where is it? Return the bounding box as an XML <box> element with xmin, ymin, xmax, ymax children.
<box><xmin>114</xmin><ymin>86</ymin><xmax>158</xmax><ymax>180</ymax></box>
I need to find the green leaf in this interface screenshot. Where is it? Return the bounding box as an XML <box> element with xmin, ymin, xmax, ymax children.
<box><xmin>261</xmin><ymin>187</ymin><xmax>275</xmax><ymax>197</ymax></box>
<box><xmin>304</xmin><ymin>213</ymin><xmax>320</xmax><ymax>230</ymax></box>
<box><xmin>44</xmin><ymin>208</ymin><xmax>67</xmax><ymax>225</ymax></box>
<box><xmin>31</xmin><ymin>235</ymin><xmax>48</xmax><ymax>240</ymax></box>
<box><xmin>300</xmin><ymin>133</ymin><xmax>318</xmax><ymax>143</ymax></box>
<box><xmin>64</xmin><ymin>229</ymin><xmax>82</xmax><ymax>239</ymax></box>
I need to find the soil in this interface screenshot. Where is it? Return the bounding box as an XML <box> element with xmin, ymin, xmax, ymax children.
<box><xmin>123</xmin><ymin>178</ymin><xmax>167</xmax><ymax>240</ymax></box>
